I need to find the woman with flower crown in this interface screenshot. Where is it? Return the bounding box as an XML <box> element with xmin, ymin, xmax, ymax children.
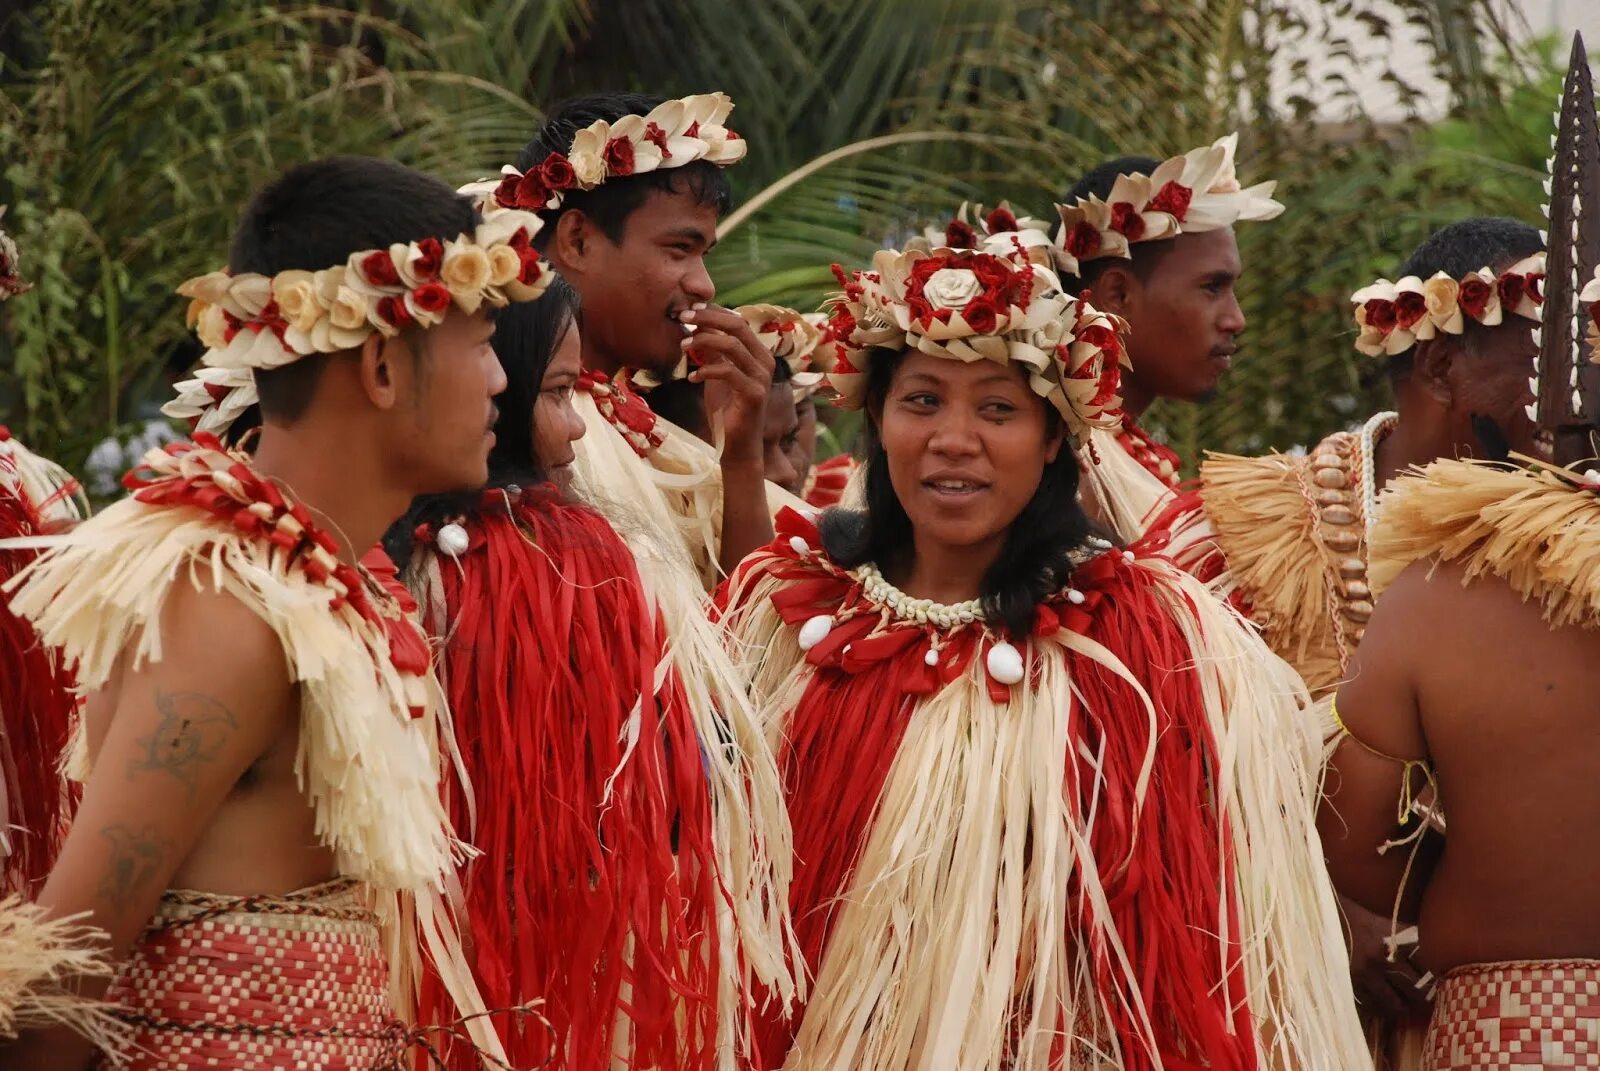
<box><xmin>715</xmin><ymin>241</ymin><xmax>1367</xmax><ymax>1070</ymax></box>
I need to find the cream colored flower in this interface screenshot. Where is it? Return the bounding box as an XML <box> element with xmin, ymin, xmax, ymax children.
<box><xmin>194</xmin><ymin>304</ymin><xmax>231</xmax><ymax>350</ymax></box>
<box><xmin>487</xmin><ymin>245</ymin><xmax>523</xmax><ymax>288</ymax></box>
<box><xmin>272</xmin><ymin>269</ymin><xmax>322</xmax><ymax>333</ymax></box>
<box><xmin>441</xmin><ymin>243</ymin><xmax>492</xmax><ymax>296</ymax></box>
<box><xmin>1421</xmin><ymin>272</ymin><xmax>1463</xmax><ymax>336</ymax></box>
<box><xmin>327</xmin><ymin>284</ymin><xmax>369</xmax><ymax>332</ymax></box>
<box><xmin>568</xmin><ymin>122</ymin><xmax>611</xmax><ymax>187</ymax></box>
<box><xmin>923</xmin><ymin>268</ymin><xmax>983</xmax><ymax>310</ymax></box>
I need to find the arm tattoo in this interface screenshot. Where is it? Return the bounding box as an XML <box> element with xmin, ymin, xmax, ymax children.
<box><xmin>97</xmin><ymin>825</ymin><xmax>171</xmax><ymax>912</ymax></box>
<box><xmin>127</xmin><ymin>689</ymin><xmax>240</xmax><ymax>796</ymax></box>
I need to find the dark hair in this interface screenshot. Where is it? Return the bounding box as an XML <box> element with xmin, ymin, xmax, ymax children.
<box><xmin>1382</xmin><ymin>217</ymin><xmax>1544</xmax><ymax>382</ymax></box>
<box><xmin>771</xmin><ymin>355</ymin><xmax>794</xmax><ymax>385</ymax></box>
<box><xmin>644</xmin><ymin>378</ymin><xmax>707</xmax><ymax>440</ymax></box>
<box><xmin>228</xmin><ymin>156</ymin><xmax>479</xmax><ymax>423</ymax></box>
<box><xmin>381</xmin><ymin>279</ymin><xmax>580</xmax><ymax>566</ymax></box>
<box><xmin>818</xmin><ymin>349</ymin><xmax>1093</xmax><ymax>638</ymax></box>
<box><xmin>1059</xmin><ymin>154</ymin><xmax>1171</xmax><ymax>288</ymax></box>
<box><xmin>518</xmin><ymin>92</ymin><xmax>733</xmax><ymax>247</ymax></box>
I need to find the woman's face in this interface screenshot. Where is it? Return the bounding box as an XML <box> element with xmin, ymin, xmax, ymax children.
<box><xmin>876</xmin><ymin>352</ymin><xmax>1061</xmax><ymax>557</ymax></box>
<box><xmin>531</xmin><ymin>322</ymin><xmax>587</xmax><ymax>491</ymax></box>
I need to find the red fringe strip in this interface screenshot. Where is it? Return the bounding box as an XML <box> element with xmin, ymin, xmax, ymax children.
<box><xmin>415</xmin><ymin>491</ymin><xmax>724</xmax><ymax>1070</ymax></box>
<box><xmin>0</xmin><ymin>478</ymin><xmax>79</xmax><ymax>897</ymax></box>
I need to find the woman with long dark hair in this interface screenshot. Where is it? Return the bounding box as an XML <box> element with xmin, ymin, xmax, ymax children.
<box><xmin>716</xmin><ymin>243</ymin><xmax>1366</xmax><ymax>1070</ymax></box>
<box><xmin>389</xmin><ymin>278</ymin><xmax>795</xmax><ymax>1071</ymax></box>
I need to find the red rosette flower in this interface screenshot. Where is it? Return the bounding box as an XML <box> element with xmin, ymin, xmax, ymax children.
<box><xmin>1497</xmin><ymin>271</ymin><xmax>1526</xmax><ymax>312</ymax></box>
<box><xmin>514</xmin><ymin>169</ymin><xmax>550</xmax><ymax>210</ymax></box>
<box><xmin>944</xmin><ymin>218</ymin><xmax>978</xmax><ymax>248</ymax></box>
<box><xmin>1147</xmin><ymin>180</ymin><xmax>1193</xmax><ymax>222</ymax></box>
<box><xmin>643</xmin><ymin>122</ymin><xmax>672</xmax><ymax>159</ymax></box>
<box><xmin>1459</xmin><ymin>276</ymin><xmax>1492</xmax><ymax>320</ymax></box>
<box><xmin>685</xmin><ymin>121</ymin><xmax>701</xmax><ymax>138</ymax></box>
<box><xmin>1364</xmin><ymin>298</ymin><xmax>1397</xmax><ymax>333</ymax></box>
<box><xmin>517</xmin><ymin>250</ymin><xmax>543</xmax><ymax>286</ymax></box>
<box><xmin>377</xmin><ymin>294</ymin><xmax>413</xmax><ymax>329</ymax></box>
<box><xmin>1108</xmin><ymin>202</ymin><xmax>1147</xmax><ymax>241</ymax></box>
<box><xmin>412</xmin><ymin>282</ymin><xmax>451</xmax><ymax>315</ymax></box>
<box><xmin>257</xmin><ymin>298</ymin><xmax>289</xmax><ymax>344</ymax></box>
<box><xmin>603</xmin><ymin>136</ymin><xmax>636</xmax><ymax>177</ymax></box>
<box><xmin>984</xmin><ymin>206</ymin><xmax>1019</xmax><ymax>233</ymax></box>
<box><xmin>493</xmin><ymin>173</ymin><xmax>523</xmax><ymax>209</ymax></box>
<box><xmin>1393</xmin><ymin>290</ymin><xmax>1427</xmax><ymax>330</ymax></box>
<box><xmin>538</xmin><ymin>152</ymin><xmax>577</xmax><ymax>191</ymax></box>
<box><xmin>1076</xmin><ymin>323</ymin><xmax>1118</xmax><ymax>352</ymax></box>
<box><xmin>824</xmin><ymin>302</ymin><xmax>857</xmax><ymax>343</ymax></box>
<box><xmin>1065</xmin><ymin>220</ymin><xmax>1103</xmax><ymax>260</ymax></box>
<box><xmin>412</xmin><ymin>237</ymin><xmax>443</xmax><ymax>282</ymax></box>
<box><xmin>360</xmin><ymin>249</ymin><xmax>402</xmax><ymax>288</ymax></box>
<box><xmin>1527</xmin><ymin>272</ymin><xmax>1545</xmax><ymax>304</ymax></box>
<box><xmin>962</xmin><ymin>292</ymin><xmax>1002</xmax><ymax>333</ymax></box>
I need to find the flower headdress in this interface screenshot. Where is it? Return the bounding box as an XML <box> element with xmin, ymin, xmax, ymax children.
<box><xmin>1053</xmin><ymin>134</ymin><xmax>1283</xmax><ymax>276</ymax></box>
<box><xmin>1350</xmin><ymin>254</ymin><xmax>1546</xmax><ymax>358</ymax></box>
<box><xmin>823</xmin><ymin>241</ymin><xmax>1129</xmax><ymax>446</ymax></box>
<box><xmin>462</xmin><ymin>92</ymin><xmax>746</xmax><ymax>215</ymax></box>
<box><xmin>0</xmin><ymin>207</ymin><xmax>31</xmax><ymax>301</ymax></box>
<box><xmin>923</xmin><ymin>201</ymin><xmax>1062</xmax><ymax>269</ymax></box>
<box><xmin>737</xmin><ymin>304</ymin><xmax>828</xmax><ymax>398</ymax></box>
<box><xmin>163</xmin><ymin>208</ymin><xmax>550</xmax><ymax>434</ymax></box>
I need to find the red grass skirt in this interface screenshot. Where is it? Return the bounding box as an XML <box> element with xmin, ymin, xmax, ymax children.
<box><xmin>100</xmin><ymin>879</ymin><xmax>405</xmax><ymax>1069</ymax></box>
<box><xmin>1426</xmin><ymin>959</ymin><xmax>1600</xmax><ymax>1068</ymax></box>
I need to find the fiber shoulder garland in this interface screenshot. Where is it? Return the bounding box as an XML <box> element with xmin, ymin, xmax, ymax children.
<box><xmin>1194</xmin><ymin>432</ymin><xmax>1363</xmax><ymax>695</ymax></box>
<box><xmin>0</xmin><ymin>430</ymin><xmax>85</xmax><ymax>897</ymax></box>
<box><xmin>1369</xmin><ymin>456</ymin><xmax>1600</xmax><ymax>626</ymax></box>
<box><xmin>407</xmin><ymin>487</ymin><xmax>788</xmax><ymax>1069</ymax></box>
<box><xmin>716</xmin><ymin>509</ymin><xmax>1367</xmax><ymax>1071</ymax></box>
<box><xmin>0</xmin><ymin>896</ymin><xmax>129</xmax><ymax>1054</ymax></box>
<box><xmin>1077</xmin><ymin>426</ymin><xmax>1178</xmax><ymax>544</ymax></box>
<box><xmin>0</xmin><ymin>437</ymin><xmax>502</xmax><ymax>1062</ymax></box>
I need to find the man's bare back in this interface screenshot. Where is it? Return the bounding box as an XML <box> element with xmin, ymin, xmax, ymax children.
<box><xmin>1322</xmin><ymin>557</ymin><xmax>1600</xmax><ymax>971</ymax></box>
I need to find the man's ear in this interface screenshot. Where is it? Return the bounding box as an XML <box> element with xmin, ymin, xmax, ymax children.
<box><xmin>1412</xmin><ymin>337</ymin><xmax>1456</xmax><ymax>407</ymax></box>
<box><xmin>1093</xmin><ymin>264</ymin><xmax>1137</xmax><ymax>317</ymax></box>
<box><xmin>358</xmin><ymin>333</ymin><xmax>403</xmax><ymax>411</ymax></box>
<box><xmin>551</xmin><ymin>210</ymin><xmax>596</xmax><ymax>276</ymax></box>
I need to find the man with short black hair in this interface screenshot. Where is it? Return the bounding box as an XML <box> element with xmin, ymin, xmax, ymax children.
<box><xmin>1054</xmin><ymin>136</ymin><xmax>1281</xmax><ymax>538</ymax></box>
<box><xmin>482</xmin><ymin>91</ymin><xmax>787</xmax><ymax>582</ymax></box>
<box><xmin>4</xmin><ymin>154</ymin><xmax>542</xmax><ymax>1069</ymax></box>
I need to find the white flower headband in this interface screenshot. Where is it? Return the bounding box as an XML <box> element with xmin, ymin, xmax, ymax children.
<box><xmin>1350</xmin><ymin>253</ymin><xmax>1546</xmax><ymax>358</ymax></box>
<box><xmin>0</xmin><ymin>206</ymin><xmax>31</xmax><ymax>301</ymax></box>
<box><xmin>163</xmin><ymin>208</ymin><xmax>551</xmax><ymax>434</ymax></box>
<box><xmin>1053</xmin><ymin>133</ymin><xmax>1283</xmax><ymax>275</ymax></box>
<box><xmin>823</xmin><ymin>241</ymin><xmax>1129</xmax><ymax>447</ymax></box>
<box><xmin>923</xmin><ymin>201</ymin><xmax>1062</xmax><ymax>270</ymax></box>
<box><xmin>462</xmin><ymin>92</ymin><xmax>746</xmax><ymax>215</ymax></box>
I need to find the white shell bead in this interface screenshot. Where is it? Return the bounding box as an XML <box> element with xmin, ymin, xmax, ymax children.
<box><xmin>788</xmin><ymin>535</ymin><xmax>811</xmax><ymax>556</ymax></box>
<box><xmin>1066</xmin><ymin>588</ymin><xmax>1086</xmax><ymax>605</ymax></box>
<box><xmin>924</xmin><ymin>648</ymin><xmax>939</xmax><ymax>667</ymax></box>
<box><xmin>435</xmin><ymin>522</ymin><xmax>470</xmax><ymax>557</ymax></box>
<box><xmin>798</xmin><ymin>614</ymin><xmax>834</xmax><ymax>651</ymax></box>
<box><xmin>985</xmin><ymin>642</ymin><xmax>1025</xmax><ymax>685</ymax></box>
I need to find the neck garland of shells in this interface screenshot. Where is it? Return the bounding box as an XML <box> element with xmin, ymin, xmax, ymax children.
<box><xmin>1301</xmin><ymin>411</ymin><xmax>1396</xmax><ymax>670</ymax></box>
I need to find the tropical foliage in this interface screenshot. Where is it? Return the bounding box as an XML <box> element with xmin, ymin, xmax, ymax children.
<box><xmin>0</xmin><ymin>0</ymin><xmax>1557</xmax><ymax>472</ymax></box>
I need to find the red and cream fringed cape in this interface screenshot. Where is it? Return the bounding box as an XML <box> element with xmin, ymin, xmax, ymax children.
<box><xmin>716</xmin><ymin>509</ymin><xmax>1367</xmax><ymax>1071</ymax></box>
<box><xmin>0</xmin><ymin>428</ymin><xmax>85</xmax><ymax>898</ymax></box>
<box><xmin>406</xmin><ymin>487</ymin><xmax>791</xmax><ymax>1068</ymax></box>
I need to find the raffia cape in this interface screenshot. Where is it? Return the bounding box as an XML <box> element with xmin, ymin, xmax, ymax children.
<box><xmin>0</xmin><ymin>438</ymin><xmax>501</xmax><ymax>1060</ymax></box>
<box><xmin>1193</xmin><ymin>429</ymin><xmax>1376</xmax><ymax>696</ymax></box>
<box><xmin>0</xmin><ymin>896</ymin><xmax>128</xmax><ymax>1053</ymax></box>
<box><xmin>1368</xmin><ymin>456</ymin><xmax>1600</xmax><ymax>623</ymax></box>
<box><xmin>716</xmin><ymin>510</ymin><xmax>1366</xmax><ymax>1071</ymax></box>
<box><xmin>406</xmin><ymin>487</ymin><xmax>796</xmax><ymax>1068</ymax></box>
<box><xmin>0</xmin><ymin>431</ymin><xmax>85</xmax><ymax>897</ymax></box>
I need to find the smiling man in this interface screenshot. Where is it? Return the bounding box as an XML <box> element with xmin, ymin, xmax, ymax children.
<box><xmin>1054</xmin><ymin>135</ymin><xmax>1282</xmax><ymax>540</ymax></box>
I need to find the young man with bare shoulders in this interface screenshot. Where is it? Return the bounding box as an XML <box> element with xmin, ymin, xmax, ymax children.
<box><xmin>2</xmin><ymin>155</ymin><xmax>548</xmax><ymax>1069</ymax></box>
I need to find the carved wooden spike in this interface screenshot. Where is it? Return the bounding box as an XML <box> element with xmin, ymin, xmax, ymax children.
<box><xmin>1538</xmin><ymin>32</ymin><xmax>1600</xmax><ymax>466</ymax></box>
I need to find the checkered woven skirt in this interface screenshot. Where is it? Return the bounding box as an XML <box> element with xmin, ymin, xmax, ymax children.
<box><xmin>1425</xmin><ymin>959</ymin><xmax>1600</xmax><ymax>1068</ymax></box>
<box><xmin>99</xmin><ymin>878</ymin><xmax>408</xmax><ymax>1069</ymax></box>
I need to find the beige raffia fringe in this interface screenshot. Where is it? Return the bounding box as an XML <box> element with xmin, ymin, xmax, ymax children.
<box><xmin>1369</xmin><ymin>456</ymin><xmax>1600</xmax><ymax>629</ymax></box>
<box><xmin>0</xmin><ymin>455</ymin><xmax>503</xmax><ymax>1063</ymax></box>
<box><xmin>719</xmin><ymin>554</ymin><xmax>1367</xmax><ymax>1070</ymax></box>
<box><xmin>1077</xmin><ymin>426</ymin><xmax>1179</xmax><ymax>544</ymax></box>
<box><xmin>0</xmin><ymin>434</ymin><xmax>86</xmax><ymax>530</ymax></box>
<box><xmin>567</xmin><ymin>396</ymin><xmax>803</xmax><ymax>1060</ymax></box>
<box><xmin>0</xmin><ymin>897</ymin><xmax>129</xmax><ymax>1059</ymax></box>
<box><xmin>1199</xmin><ymin>450</ymin><xmax>1347</xmax><ymax>694</ymax></box>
